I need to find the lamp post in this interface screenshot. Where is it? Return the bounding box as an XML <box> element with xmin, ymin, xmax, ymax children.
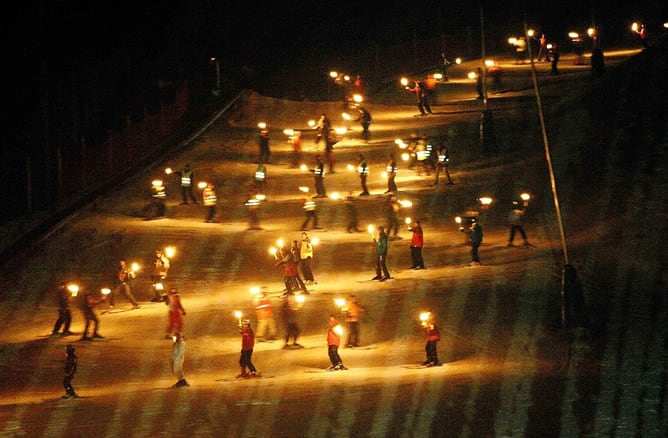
<box><xmin>479</xmin><ymin>2</ymin><xmax>496</xmax><ymax>154</ymax></box>
<box><xmin>210</xmin><ymin>57</ymin><xmax>221</xmax><ymax>96</ymax></box>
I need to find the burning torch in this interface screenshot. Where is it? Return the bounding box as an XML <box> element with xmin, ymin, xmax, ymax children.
<box><xmin>234</xmin><ymin>310</ymin><xmax>243</xmax><ymax>328</ymax></box>
<box><xmin>419</xmin><ymin>311</ymin><xmax>431</xmax><ymax>327</ymax></box>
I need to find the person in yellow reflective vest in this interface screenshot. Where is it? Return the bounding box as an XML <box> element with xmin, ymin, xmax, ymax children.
<box><xmin>254</xmin><ymin>160</ymin><xmax>267</xmax><ymax>194</ymax></box>
<box><xmin>301</xmin><ymin>197</ymin><xmax>319</xmax><ymax>230</ymax></box>
<box><xmin>202</xmin><ymin>182</ymin><xmax>218</xmax><ymax>223</ymax></box>
<box><xmin>357</xmin><ymin>154</ymin><xmax>369</xmax><ymax>196</ymax></box>
<box><xmin>179</xmin><ymin>164</ymin><xmax>198</xmax><ymax>205</ymax></box>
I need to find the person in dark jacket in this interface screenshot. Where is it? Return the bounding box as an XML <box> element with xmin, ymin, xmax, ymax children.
<box><xmin>460</xmin><ymin>218</ymin><xmax>483</xmax><ymax>266</ymax></box>
<box><xmin>62</xmin><ymin>344</ymin><xmax>78</xmax><ymax>398</ymax></box>
<box><xmin>52</xmin><ymin>282</ymin><xmax>73</xmax><ymax>336</ymax></box>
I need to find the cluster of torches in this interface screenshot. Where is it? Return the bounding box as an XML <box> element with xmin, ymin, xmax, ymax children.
<box><xmin>64</xmin><ymin>250</ymin><xmax>164</xmax><ymax>298</ymax></box>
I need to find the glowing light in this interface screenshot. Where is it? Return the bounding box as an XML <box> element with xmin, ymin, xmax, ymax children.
<box><xmin>257</xmin><ymin>122</ymin><xmax>267</xmax><ymax>129</ymax></box>
<box><xmin>631</xmin><ymin>22</ymin><xmax>639</xmax><ymax>32</ymax></box>
<box><xmin>520</xmin><ymin>193</ymin><xmax>531</xmax><ymax>201</ymax></box>
<box><xmin>151</xmin><ymin>179</ymin><xmax>163</xmax><ymax>188</ymax></box>
<box><xmin>334</xmin><ymin>298</ymin><xmax>346</xmax><ymax>307</ymax></box>
<box><xmin>478</xmin><ymin>197</ymin><xmax>493</xmax><ymax>207</ymax></box>
<box><xmin>329</xmin><ymin>71</ymin><xmax>338</xmax><ymax>78</ymax></box>
<box><xmin>398</xmin><ymin>199</ymin><xmax>412</xmax><ymax>208</ymax></box>
<box><xmin>299</xmin><ymin>186</ymin><xmax>310</xmax><ymax>192</ymax></box>
<box><xmin>296</xmin><ymin>295</ymin><xmax>305</xmax><ymax>304</ymax></box>
<box><xmin>467</xmin><ymin>71</ymin><xmax>477</xmax><ymax>80</ymax></box>
<box><xmin>455</xmin><ymin>57</ymin><xmax>462</xmax><ymax>64</ymax></box>
<box><xmin>299</xmin><ymin>164</ymin><xmax>308</xmax><ymax>171</ymax></box>
<box><xmin>587</xmin><ymin>28</ymin><xmax>595</xmax><ymax>37</ymax></box>
<box><xmin>101</xmin><ymin>288</ymin><xmax>111</xmax><ymax>295</ymax></box>
<box><xmin>334</xmin><ymin>127</ymin><xmax>347</xmax><ymax>135</ymax></box>
<box><xmin>250</xmin><ymin>286</ymin><xmax>261</xmax><ymax>295</ymax></box>
<box><xmin>401</xmin><ymin>152</ymin><xmax>410</xmax><ymax>161</ymax></box>
<box><xmin>234</xmin><ymin>310</ymin><xmax>242</xmax><ymax>319</ymax></box>
<box><xmin>508</xmin><ymin>37</ymin><xmax>518</xmax><ymax>45</ymax></box>
<box><xmin>527</xmin><ymin>29</ymin><xmax>535</xmax><ymax>38</ymax></box>
<box><xmin>154</xmin><ymin>282</ymin><xmax>164</xmax><ymax>291</ymax></box>
<box><xmin>277</xmin><ymin>239</ymin><xmax>284</xmax><ymax>248</ymax></box>
<box><xmin>352</xmin><ymin>94</ymin><xmax>363</xmax><ymax>103</ymax></box>
<box><xmin>269</xmin><ymin>247</ymin><xmax>277</xmax><ymax>256</ymax></box>
<box><xmin>347</xmin><ymin>164</ymin><xmax>355</xmax><ymax>171</ymax></box>
<box><xmin>131</xmin><ymin>263</ymin><xmax>140</xmax><ymax>272</ymax></box>
<box><xmin>433</xmin><ymin>73</ymin><xmax>443</xmax><ymax>80</ymax></box>
<box><xmin>283</xmin><ymin>129</ymin><xmax>294</xmax><ymax>136</ymax></box>
<box><xmin>197</xmin><ymin>181</ymin><xmax>207</xmax><ymax>189</ymax></box>
<box><xmin>485</xmin><ymin>59</ymin><xmax>495</xmax><ymax>68</ymax></box>
<box><xmin>311</xmin><ymin>237</ymin><xmax>320</xmax><ymax>245</ymax></box>
<box><xmin>165</xmin><ymin>168</ymin><xmax>173</xmax><ymax>175</ymax></box>
<box><xmin>405</xmin><ymin>217</ymin><xmax>412</xmax><ymax>224</ymax></box>
<box><xmin>419</xmin><ymin>311</ymin><xmax>431</xmax><ymax>322</ymax></box>
<box><xmin>455</xmin><ymin>216</ymin><xmax>462</xmax><ymax>224</ymax></box>
<box><xmin>400</xmin><ymin>77</ymin><xmax>408</xmax><ymax>87</ymax></box>
<box><xmin>333</xmin><ymin>324</ymin><xmax>344</xmax><ymax>336</ymax></box>
<box><xmin>328</xmin><ymin>192</ymin><xmax>340</xmax><ymax>200</ymax></box>
<box><xmin>381</xmin><ymin>172</ymin><xmax>388</xmax><ymax>179</ymax></box>
<box><xmin>343</xmin><ymin>75</ymin><xmax>350</xmax><ymax>82</ymax></box>
<box><xmin>255</xmin><ymin>194</ymin><xmax>266</xmax><ymax>201</ymax></box>
<box><xmin>568</xmin><ymin>32</ymin><xmax>580</xmax><ymax>39</ymax></box>
<box><xmin>367</xmin><ymin>224</ymin><xmax>375</xmax><ymax>233</ymax></box>
<box><xmin>342</xmin><ymin>112</ymin><xmax>352</xmax><ymax>121</ymax></box>
<box><xmin>308</xmin><ymin>119</ymin><xmax>316</xmax><ymax>128</ymax></box>
<box><xmin>546</xmin><ymin>43</ymin><xmax>553</xmax><ymax>50</ymax></box>
<box><xmin>164</xmin><ymin>246</ymin><xmax>176</xmax><ymax>258</ymax></box>
<box><xmin>67</xmin><ymin>284</ymin><xmax>79</xmax><ymax>295</ymax></box>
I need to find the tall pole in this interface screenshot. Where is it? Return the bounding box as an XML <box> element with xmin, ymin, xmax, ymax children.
<box><xmin>524</xmin><ymin>19</ymin><xmax>570</xmax><ymax>327</ymax></box>
<box><xmin>479</xmin><ymin>2</ymin><xmax>495</xmax><ymax>154</ymax></box>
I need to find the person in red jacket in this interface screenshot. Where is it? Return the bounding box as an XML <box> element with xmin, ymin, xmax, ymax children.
<box><xmin>409</xmin><ymin>220</ymin><xmax>425</xmax><ymax>269</ymax></box>
<box><xmin>165</xmin><ymin>287</ymin><xmax>186</xmax><ymax>339</ymax></box>
<box><xmin>421</xmin><ymin>312</ymin><xmax>441</xmax><ymax>366</ymax></box>
<box><xmin>238</xmin><ymin>319</ymin><xmax>258</xmax><ymax>378</ymax></box>
<box><xmin>327</xmin><ymin>315</ymin><xmax>347</xmax><ymax>370</ymax></box>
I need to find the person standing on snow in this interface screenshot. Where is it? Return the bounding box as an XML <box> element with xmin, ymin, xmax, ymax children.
<box><xmin>254</xmin><ymin>290</ymin><xmax>277</xmax><ymax>342</ymax></box>
<box><xmin>326</xmin><ymin>315</ymin><xmax>347</xmax><ymax>370</ymax></box>
<box><xmin>460</xmin><ymin>218</ymin><xmax>483</xmax><ymax>266</ymax></box>
<box><xmin>372</xmin><ymin>226</ymin><xmax>392</xmax><ymax>281</ymax></box>
<box><xmin>171</xmin><ymin>331</ymin><xmax>189</xmax><ymax>387</ymax></box>
<box><xmin>165</xmin><ymin>287</ymin><xmax>186</xmax><ymax>339</ymax></box>
<box><xmin>52</xmin><ymin>282</ymin><xmax>74</xmax><ymax>336</ymax></box>
<box><xmin>237</xmin><ymin>319</ymin><xmax>259</xmax><ymax>378</ymax></box>
<box><xmin>421</xmin><ymin>312</ymin><xmax>441</xmax><ymax>367</ymax></box>
<box><xmin>62</xmin><ymin>345</ymin><xmax>78</xmax><ymax>398</ymax></box>
<box><xmin>409</xmin><ymin>220</ymin><xmax>425</xmax><ymax>269</ymax></box>
<box><xmin>299</xmin><ymin>232</ymin><xmax>316</xmax><ymax>285</ymax></box>
<box><xmin>178</xmin><ymin>163</ymin><xmax>198</xmax><ymax>205</ymax></box>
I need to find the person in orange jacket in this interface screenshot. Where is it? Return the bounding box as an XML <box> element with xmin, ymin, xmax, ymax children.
<box><xmin>326</xmin><ymin>315</ymin><xmax>347</xmax><ymax>370</ymax></box>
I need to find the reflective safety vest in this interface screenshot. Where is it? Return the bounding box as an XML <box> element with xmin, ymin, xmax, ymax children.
<box><xmin>386</xmin><ymin>163</ymin><xmax>397</xmax><ymax>174</ymax></box>
<box><xmin>255</xmin><ymin>165</ymin><xmax>266</xmax><ymax>181</ymax></box>
<box><xmin>152</xmin><ymin>185</ymin><xmax>166</xmax><ymax>198</ymax></box>
<box><xmin>245</xmin><ymin>197</ymin><xmax>260</xmax><ymax>207</ymax></box>
<box><xmin>181</xmin><ymin>170</ymin><xmax>193</xmax><ymax>187</ymax></box>
<box><xmin>416</xmin><ymin>150</ymin><xmax>430</xmax><ymax>161</ymax></box>
<box><xmin>438</xmin><ymin>153</ymin><xmax>449</xmax><ymax>164</ymax></box>
<box><xmin>357</xmin><ymin>161</ymin><xmax>368</xmax><ymax>175</ymax></box>
<box><xmin>203</xmin><ymin>187</ymin><xmax>217</xmax><ymax>206</ymax></box>
<box><xmin>303</xmin><ymin>200</ymin><xmax>316</xmax><ymax>211</ymax></box>
<box><xmin>314</xmin><ymin>165</ymin><xmax>325</xmax><ymax>177</ymax></box>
